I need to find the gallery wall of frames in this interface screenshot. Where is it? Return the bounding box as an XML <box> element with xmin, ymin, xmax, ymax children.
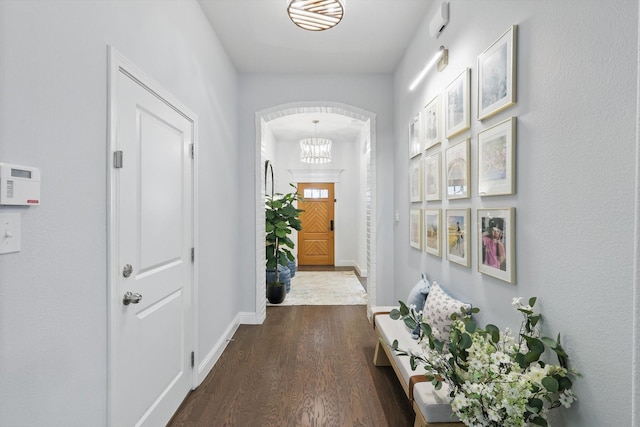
<box><xmin>409</xmin><ymin>25</ymin><xmax>518</xmax><ymax>284</ymax></box>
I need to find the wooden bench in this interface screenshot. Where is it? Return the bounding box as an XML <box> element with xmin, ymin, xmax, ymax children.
<box><xmin>370</xmin><ymin>308</ymin><xmax>462</xmax><ymax>427</ymax></box>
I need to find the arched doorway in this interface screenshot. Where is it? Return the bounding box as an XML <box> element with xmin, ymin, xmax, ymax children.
<box><xmin>253</xmin><ymin>102</ymin><xmax>377</xmax><ymax>321</ymax></box>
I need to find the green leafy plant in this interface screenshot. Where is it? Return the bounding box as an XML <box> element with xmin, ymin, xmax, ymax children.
<box><xmin>389</xmin><ymin>297</ymin><xmax>578</xmax><ymax>427</ymax></box>
<box><xmin>265</xmin><ymin>184</ymin><xmax>303</xmax><ymax>286</ymax></box>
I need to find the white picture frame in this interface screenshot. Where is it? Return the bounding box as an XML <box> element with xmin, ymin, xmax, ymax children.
<box><xmin>445</xmin><ymin>68</ymin><xmax>471</xmax><ymax>139</ymax></box>
<box><xmin>409</xmin><ymin>157</ymin><xmax>423</xmax><ymax>202</ymax></box>
<box><xmin>478</xmin><ymin>25</ymin><xmax>518</xmax><ymax>121</ymax></box>
<box><xmin>424</xmin><ymin>209</ymin><xmax>441</xmax><ymax>257</ymax></box>
<box><xmin>422</xmin><ymin>94</ymin><xmax>442</xmax><ymax>150</ymax></box>
<box><xmin>446</xmin><ymin>208</ymin><xmax>470</xmax><ymax>267</ymax></box>
<box><xmin>409</xmin><ymin>113</ymin><xmax>422</xmax><ymax>158</ymax></box>
<box><xmin>445</xmin><ymin>139</ymin><xmax>470</xmax><ymax>200</ymax></box>
<box><xmin>410</xmin><ymin>209</ymin><xmax>423</xmax><ymax>250</ymax></box>
<box><xmin>478</xmin><ymin>208</ymin><xmax>516</xmax><ymax>283</ymax></box>
<box><xmin>423</xmin><ymin>151</ymin><xmax>441</xmax><ymax>201</ymax></box>
<box><xmin>478</xmin><ymin>117</ymin><xmax>517</xmax><ymax>196</ymax></box>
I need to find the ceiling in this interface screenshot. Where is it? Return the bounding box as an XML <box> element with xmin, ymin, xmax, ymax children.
<box><xmin>197</xmin><ymin>0</ymin><xmax>433</xmax><ymax>144</ymax></box>
<box><xmin>198</xmin><ymin>0</ymin><xmax>433</xmax><ymax>74</ymax></box>
<box><xmin>268</xmin><ymin>112</ymin><xmax>365</xmax><ymax>145</ymax></box>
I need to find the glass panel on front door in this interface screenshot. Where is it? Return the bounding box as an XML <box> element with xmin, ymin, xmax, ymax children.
<box><xmin>303</xmin><ymin>188</ymin><xmax>329</xmax><ymax>199</ymax></box>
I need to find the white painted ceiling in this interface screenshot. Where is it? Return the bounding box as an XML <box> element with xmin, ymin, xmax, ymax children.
<box><xmin>268</xmin><ymin>112</ymin><xmax>365</xmax><ymax>145</ymax></box>
<box><xmin>197</xmin><ymin>0</ymin><xmax>434</xmax><ymax>145</ymax></box>
<box><xmin>198</xmin><ymin>0</ymin><xmax>433</xmax><ymax>74</ymax></box>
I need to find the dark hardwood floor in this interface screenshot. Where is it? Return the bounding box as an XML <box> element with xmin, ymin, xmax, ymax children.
<box><xmin>168</xmin><ymin>305</ymin><xmax>413</xmax><ymax>426</ymax></box>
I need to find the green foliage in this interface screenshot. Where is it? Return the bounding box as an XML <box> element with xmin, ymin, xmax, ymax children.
<box><xmin>265</xmin><ymin>184</ymin><xmax>304</xmax><ymax>284</ymax></box>
<box><xmin>386</xmin><ymin>296</ymin><xmax>579</xmax><ymax>427</ymax></box>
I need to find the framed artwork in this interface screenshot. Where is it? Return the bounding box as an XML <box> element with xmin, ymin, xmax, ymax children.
<box><xmin>409</xmin><ymin>157</ymin><xmax>422</xmax><ymax>202</ymax></box>
<box><xmin>409</xmin><ymin>209</ymin><xmax>423</xmax><ymax>250</ymax></box>
<box><xmin>478</xmin><ymin>117</ymin><xmax>517</xmax><ymax>196</ymax></box>
<box><xmin>445</xmin><ymin>68</ymin><xmax>471</xmax><ymax>138</ymax></box>
<box><xmin>422</xmin><ymin>94</ymin><xmax>442</xmax><ymax>150</ymax></box>
<box><xmin>445</xmin><ymin>139</ymin><xmax>470</xmax><ymax>199</ymax></box>
<box><xmin>409</xmin><ymin>113</ymin><xmax>422</xmax><ymax>158</ymax></box>
<box><xmin>478</xmin><ymin>208</ymin><xmax>516</xmax><ymax>283</ymax></box>
<box><xmin>446</xmin><ymin>208</ymin><xmax>470</xmax><ymax>267</ymax></box>
<box><xmin>423</xmin><ymin>152</ymin><xmax>441</xmax><ymax>201</ymax></box>
<box><xmin>478</xmin><ymin>25</ymin><xmax>518</xmax><ymax>121</ymax></box>
<box><xmin>424</xmin><ymin>209</ymin><xmax>441</xmax><ymax>257</ymax></box>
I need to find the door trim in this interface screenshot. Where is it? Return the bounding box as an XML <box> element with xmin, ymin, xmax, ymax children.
<box><xmin>106</xmin><ymin>46</ymin><xmax>199</xmax><ymax>426</ymax></box>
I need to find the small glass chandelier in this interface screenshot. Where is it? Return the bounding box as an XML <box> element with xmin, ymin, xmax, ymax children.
<box><xmin>300</xmin><ymin>120</ymin><xmax>332</xmax><ymax>164</ymax></box>
<box><xmin>287</xmin><ymin>0</ymin><xmax>345</xmax><ymax>32</ymax></box>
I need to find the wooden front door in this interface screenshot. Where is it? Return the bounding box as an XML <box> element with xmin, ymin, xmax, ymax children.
<box><xmin>297</xmin><ymin>183</ymin><xmax>335</xmax><ymax>266</ymax></box>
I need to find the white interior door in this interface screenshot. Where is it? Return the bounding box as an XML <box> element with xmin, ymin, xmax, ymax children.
<box><xmin>109</xmin><ymin>50</ymin><xmax>195</xmax><ymax>427</ymax></box>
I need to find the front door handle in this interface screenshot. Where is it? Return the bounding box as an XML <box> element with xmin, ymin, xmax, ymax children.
<box><xmin>330</xmin><ymin>220</ymin><xmax>334</xmax><ymax>231</ymax></box>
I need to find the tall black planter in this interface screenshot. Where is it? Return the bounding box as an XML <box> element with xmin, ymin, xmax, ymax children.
<box><xmin>266</xmin><ymin>265</ymin><xmax>291</xmax><ymax>293</ymax></box>
<box><xmin>266</xmin><ymin>283</ymin><xmax>286</xmax><ymax>304</ymax></box>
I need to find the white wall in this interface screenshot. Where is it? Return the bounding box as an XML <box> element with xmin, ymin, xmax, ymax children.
<box><xmin>394</xmin><ymin>1</ymin><xmax>638</xmax><ymax>426</ymax></box>
<box><xmin>0</xmin><ymin>1</ymin><xmax>239</xmax><ymax>425</ymax></box>
<box><xmin>238</xmin><ymin>74</ymin><xmax>395</xmax><ymax>311</ymax></box>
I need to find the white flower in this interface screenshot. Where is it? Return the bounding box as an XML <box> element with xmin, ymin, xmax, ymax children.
<box><xmin>526</xmin><ymin>363</ymin><xmax>549</xmax><ymax>384</ymax></box>
<box><xmin>511</xmin><ymin>297</ymin><xmax>522</xmax><ymax>308</ymax></box>
<box><xmin>490</xmin><ymin>351</ymin><xmax>510</xmax><ymax>365</ymax></box>
<box><xmin>559</xmin><ymin>389</ymin><xmax>577</xmax><ymax>408</ymax></box>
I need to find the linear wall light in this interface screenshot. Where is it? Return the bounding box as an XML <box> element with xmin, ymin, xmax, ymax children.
<box><xmin>408</xmin><ymin>46</ymin><xmax>448</xmax><ymax>91</ymax></box>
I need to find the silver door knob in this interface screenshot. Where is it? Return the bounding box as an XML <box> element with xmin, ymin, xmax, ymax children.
<box><xmin>123</xmin><ymin>291</ymin><xmax>142</xmax><ymax>305</ymax></box>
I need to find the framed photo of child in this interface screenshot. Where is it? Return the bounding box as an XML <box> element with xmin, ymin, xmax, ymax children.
<box><xmin>477</xmin><ymin>208</ymin><xmax>516</xmax><ymax>283</ymax></box>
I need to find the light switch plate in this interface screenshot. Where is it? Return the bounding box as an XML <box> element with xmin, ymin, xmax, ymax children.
<box><xmin>0</xmin><ymin>213</ymin><xmax>21</xmax><ymax>254</ymax></box>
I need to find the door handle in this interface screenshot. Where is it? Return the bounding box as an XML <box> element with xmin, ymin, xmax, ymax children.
<box><xmin>330</xmin><ymin>220</ymin><xmax>334</xmax><ymax>231</ymax></box>
<box><xmin>123</xmin><ymin>291</ymin><xmax>143</xmax><ymax>305</ymax></box>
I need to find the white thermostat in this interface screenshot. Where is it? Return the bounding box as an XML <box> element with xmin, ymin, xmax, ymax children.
<box><xmin>0</xmin><ymin>162</ymin><xmax>41</xmax><ymax>205</ymax></box>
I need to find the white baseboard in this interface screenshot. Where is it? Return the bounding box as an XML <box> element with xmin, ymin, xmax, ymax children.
<box><xmin>196</xmin><ymin>314</ymin><xmax>240</xmax><ymax>385</ymax></box>
<box><xmin>196</xmin><ymin>311</ymin><xmax>263</xmax><ymax>385</ymax></box>
<box><xmin>355</xmin><ymin>264</ymin><xmax>367</xmax><ymax>277</ymax></box>
<box><xmin>238</xmin><ymin>311</ymin><xmax>263</xmax><ymax>325</ymax></box>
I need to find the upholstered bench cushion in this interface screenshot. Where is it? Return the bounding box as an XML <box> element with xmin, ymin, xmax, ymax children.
<box><xmin>374</xmin><ymin>313</ymin><xmax>422</xmax><ymax>384</ymax></box>
<box><xmin>413</xmin><ymin>381</ymin><xmax>459</xmax><ymax>423</ymax></box>
<box><xmin>373</xmin><ymin>308</ymin><xmax>459</xmax><ymax>424</ymax></box>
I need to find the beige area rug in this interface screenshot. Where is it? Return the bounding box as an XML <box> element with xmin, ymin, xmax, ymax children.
<box><xmin>268</xmin><ymin>271</ymin><xmax>368</xmax><ymax>306</ymax></box>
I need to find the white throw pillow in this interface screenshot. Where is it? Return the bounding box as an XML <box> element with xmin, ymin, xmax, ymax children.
<box><xmin>423</xmin><ymin>281</ymin><xmax>471</xmax><ymax>342</ymax></box>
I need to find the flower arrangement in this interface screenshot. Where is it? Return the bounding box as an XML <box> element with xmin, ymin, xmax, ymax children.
<box><xmin>389</xmin><ymin>297</ymin><xmax>578</xmax><ymax>427</ymax></box>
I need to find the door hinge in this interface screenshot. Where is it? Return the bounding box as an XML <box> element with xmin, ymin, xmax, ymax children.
<box><xmin>113</xmin><ymin>150</ymin><xmax>123</xmax><ymax>168</ymax></box>
<box><xmin>191</xmin><ymin>351</ymin><xmax>195</xmax><ymax>368</ymax></box>
<box><xmin>190</xmin><ymin>144</ymin><xmax>194</xmax><ymax>159</ymax></box>
<box><xmin>191</xmin><ymin>247</ymin><xmax>195</xmax><ymax>263</ymax></box>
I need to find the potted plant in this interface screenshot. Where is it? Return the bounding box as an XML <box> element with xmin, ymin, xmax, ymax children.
<box><xmin>265</xmin><ymin>184</ymin><xmax>303</xmax><ymax>303</ymax></box>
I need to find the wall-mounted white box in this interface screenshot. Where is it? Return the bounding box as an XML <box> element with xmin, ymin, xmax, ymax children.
<box><xmin>0</xmin><ymin>162</ymin><xmax>41</xmax><ymax>205</ymax></box>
